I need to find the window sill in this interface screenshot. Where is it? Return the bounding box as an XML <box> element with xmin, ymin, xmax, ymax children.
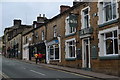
<box><xmin>99</xmin><ymin>55</ymin><xmax>120</xmax><ymax>60</ymax></box>
<box><xmin>65</xmin><ymin>33</ymin><xmax>76</xmax><ymax>37</ymax></box>
<box><xmin>98</xmin><ymin>19</ymin><xmax>118</xmax><ymax>28</ymax></box>
<box><xmin>65</xmin><ymin>58</ymin><xmax>76</xmax><ymax>61</ymax></box>
<box><xmin>50</xmin><ymin>59</ymin><xmax>60</xmax><ymax>61</ymax></box>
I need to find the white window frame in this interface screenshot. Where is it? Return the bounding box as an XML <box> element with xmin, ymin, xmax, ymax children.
<box><xmin>98</xmin><ymin>0</ymin><xmax>118</xmax><ymax>24</ymax></box>
<box><xmin>98</xmin><ymin>26</ymin><xmax>119</xmax><ymax>56</ymax></box>
<box><xmin>53</xmin><ymin>26</ymin><xmax>57</xmax><ymax>37</ymax></box>
<box><xmin>42</xmin><ymin>30</ymin><xmax>45</xmax><ymax>40</ymax></box>
<box><xmin>81</xmin><ymin>6</ymin><xmax>90</xmax><ymax>29</ymax></box>
<box><xmin>65</xmin><ymin>16</ymin><xmax>76</xmax><ymax>35</ymax></box>
<box><xmin>34</xmin><ymin>24</ymin><xmax>37</xmax><ymax>28</ymax></box>
<box><xmin>49</xmin><ymin>45</ymin><xmax>60</xmax><ymax>60</ymax></box>
<box><xmin>65</xmin><ymin>38</ymin><xmax>76</xmax><ymax>59</ymax></box>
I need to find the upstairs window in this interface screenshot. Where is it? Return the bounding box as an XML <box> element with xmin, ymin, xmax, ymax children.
<box><xmin>53</xmin><ymin>26</ymin><xmax>57</xmax><ymax>37</ymax></box>
<box><xmin>81</xmin><ymin>6</ymin><xmax>90</xmax><ymax>29</ymax></box>
<box><xmin>98</xmin><ymin>0</ymin><xmax>118</xmax><ymax>24</ymax></box>
<box><xmin>42</xmin><ymin>31</ymin><xmax>45</xmax><ymax>40</ymax></box>
<box><xmin>65</xmin><ymin>16</ymin><xmax>76</xmax><ymax>35</ymax></box>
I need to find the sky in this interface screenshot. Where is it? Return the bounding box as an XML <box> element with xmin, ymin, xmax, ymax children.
<box><xmin>0</xmin><ymin>0</ymin><xmax>74</xmax><ymax>37</ymax></box>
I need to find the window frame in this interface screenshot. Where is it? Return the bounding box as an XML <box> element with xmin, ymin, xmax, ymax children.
<box><xmin>42</xmin><ymin>30</ymin><xmax>45</xmax><ymax>40</ymax></box>
<box><xmin>49</xmin><ymin>44</ymin><xmax>60</xmax><ymax>60</ymax></box>
<box><xmin>103</xmin><ymin>30</ymin><xmax>118</xmax><ymax>55</ymax></box>
<box><xmin>65</xmin><ymin>38</ymin><xmax>76</xmax><ymax>59</ymax></box>
<box><xmin>81</xmin><ymin>6</ymin><xmax>90</xmax><ymax>29</ymax></box>
<box><xmin>98</xmin><ymin>27</ymin><xmax>119</xmax><ymax>57</ymax></box>
<box><xmin>98</xmin><ymin>0</ymin><xmax>118</xmax><ymax>24</ymax></box>
<box><xmin>53</xmin><ymin>26</ymin><xmax>57</xmax><ymax>38</ymax></box>
<box><xmin>65</xmin><ymin>16</ymin><xmax>76</xmax><ymax>35</ymax></box>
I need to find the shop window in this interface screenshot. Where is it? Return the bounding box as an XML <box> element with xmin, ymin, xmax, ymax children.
<box><xmin>49</xmin><ymin>45</ymin><xmax>59</xmax><ymax>60</ymax></box>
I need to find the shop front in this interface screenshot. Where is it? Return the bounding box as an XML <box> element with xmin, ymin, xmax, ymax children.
<box><xmin>46</xmin><ymin>39</ymin><xmax>61</xmax><ymax>64</ymax></box>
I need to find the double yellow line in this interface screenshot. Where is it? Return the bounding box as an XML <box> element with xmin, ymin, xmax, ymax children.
<box><xmin>42</xmin><ymin>66</ymin><xmax>95</xmax><ymax>79</ymax></box>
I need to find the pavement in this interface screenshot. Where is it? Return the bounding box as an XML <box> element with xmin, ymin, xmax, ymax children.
<box><xmin>21</xmin><ymin>59</ymin><xmax>120</xmax><ymax>80</ymax></box>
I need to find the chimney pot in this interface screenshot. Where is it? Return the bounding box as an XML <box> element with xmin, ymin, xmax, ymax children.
<box><xmin>39</xmin><ymin>14</ymin><xmax>41</xmax><ymax>17</ymax></box>
<box><xmin>43</xmin><ymin>14</ymin><xmax>45</xmax><ymax>17</ymax></box>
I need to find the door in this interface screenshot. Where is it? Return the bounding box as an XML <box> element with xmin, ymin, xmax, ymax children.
<box><xmin>82</xmin><ymin>38</ymin><xmax>91</xmax><ymax>68</ymax></box>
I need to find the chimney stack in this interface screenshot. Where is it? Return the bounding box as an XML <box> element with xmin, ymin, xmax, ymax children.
<box><xmin>13</xmin><ymin>19</ymin><xmax>21</xmax><ymax>26</ymax></box>
<box><xmin>37</xmin><ymin>14</ymin><xmax>47</xmax><ymax>23</ymax></box>
<box><xmin>73</xmin><ymin>0</ymin><xmax>81</xmax><ymax>6</ymax></box>
<box><xmin>60</xmin><ymin>5</ymin><xmax>70</xmax><ymax>13</ymax></box>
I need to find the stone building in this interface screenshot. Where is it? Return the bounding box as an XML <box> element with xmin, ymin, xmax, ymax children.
<box><xmin>45</xmin><ymin>1</ymin><xmax>120</xmax><ymax>76</ymax></box>
<box><xmin>4</xmin><ymin>19</ymin><xmax>32</xmax><ymax>59</ymax></box>
<box><xmin>32</xmin><ymin>14</ymin><xmax>47</xmax><ymax>62</ymax></box>
<box><xmin>22</xmin><ymin>27</ymin><xmax>33</xmax><ymax>60</ymax></box>
<box><xmin>3</xmin><ymin>0</ymin><xmax>120</xmax><ymax>76</ymax></box>
<box><xmin>0</xmin><ymin>37</ymin><xmax>2</xmax><ymax>54</ymax></box>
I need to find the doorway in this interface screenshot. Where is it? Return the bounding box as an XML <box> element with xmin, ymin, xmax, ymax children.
<box><xmin>82</xmin><ymin>38</ymin><xmax>91</xmax><ymax>68</ymax></box>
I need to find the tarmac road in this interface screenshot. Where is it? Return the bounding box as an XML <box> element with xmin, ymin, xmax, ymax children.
<box><xmin>2</xmin><ymin>56</ymin><xmax>99</xmax><ymax>80</ymax></box>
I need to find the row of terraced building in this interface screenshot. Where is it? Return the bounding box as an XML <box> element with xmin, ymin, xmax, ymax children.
<box><xmin>2</xmin><ymin>1</ymin><xmax>120</xmax><ymax>76</ymax></box>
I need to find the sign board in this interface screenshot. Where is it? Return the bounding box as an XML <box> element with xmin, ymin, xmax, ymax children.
<box><xmin>69</xmin><ymin>14</ymin><xmax>78</xmax><ymax>27</ymax></box>
<box><xmin>47</xmin><ymin>40</ymin><xmax>59</xmax><ymax>46</ymax></box>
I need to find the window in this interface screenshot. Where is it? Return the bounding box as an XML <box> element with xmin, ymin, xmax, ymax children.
<box><xmin>82</xmin><ymin>7</ymin><xmax>90</xmax><ymax>28</ymax></box>
<box><xmin>65</xmin><ymin>17</ymin><xmax>76</xmax><ymax>35</ymax></box>
<box><xmin>53</xmin><ymin>26</ymin><xmax>57</xmax><ymax>37</ymax></box>
<box><xmin>50</xmin><ymin>46</ymin><xmax>54</xmax><ymax>60</ymax></box>
<box><xmin>98</xmin><ymin>0</ymin><xmax>117</xmax><ymax>24</ymax></box>
<box><xmin>42</xmin><ymin>31</ymin><xmax>45</xmax><ymax>40</ymax></box>
<box><xmin>25</xmin><ymin>36</ymin><xmax>28</xmax><ymax>44</ymax></box>
<box><xmin>35</xmin><ymin>32</ymin><xmax>38</xmax><ymax>39</ymax></box>
<box><xmin>49</xmin><ymin>45</ymin><xmax>59</xmax><ymax>60</ymax></box>
<box><xmin>65</xmin><ymin>39</ymin><xmax>76</xmax><ymax>58</ymax></box>
<box><xmin>103</xmin><ymin>30</ymin><xmax>118</xmax><ymax>55</ymax></box>
<box><xmin>34</xmin><ymin>24</ymin><xmax>37</xmax><ymax>28</ymax></box>
<box><xmin>99</xmin><ymin>28</ymin><xmax>119</xmax><ymax>56</ymax></box>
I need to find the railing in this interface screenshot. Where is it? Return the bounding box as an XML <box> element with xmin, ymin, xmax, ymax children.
<box><xmin>79</xmin><ymin>27</ymin><xmax>93</xmax><ymax>36</ymax></box>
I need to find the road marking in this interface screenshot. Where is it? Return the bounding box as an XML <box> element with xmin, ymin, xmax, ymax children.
<box><xmin>23</xmin><ymin>68</ymin><xmax>26</xmax><ymax>69</ymax></box>
<box><xmin>30</xmin><ymin>70</ymin><xmax>45</xmax><ymax>76</ymax></box>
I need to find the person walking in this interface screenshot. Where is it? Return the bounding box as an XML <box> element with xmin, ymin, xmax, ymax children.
<box><xmin>34</xmin><ymin>53</ymin><xmax>38</xmax><ymax>64</ymax></box>
<box><xmin>38</xmin><ymin>53</ymin><xmax>43</xmax><ymax>63</ymax></box>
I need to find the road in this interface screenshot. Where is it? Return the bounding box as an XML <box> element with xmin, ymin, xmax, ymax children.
<box><xmin>2</xmin><ymin>55</ymin><xmax>99</xmax><ymax>80</ymax></box>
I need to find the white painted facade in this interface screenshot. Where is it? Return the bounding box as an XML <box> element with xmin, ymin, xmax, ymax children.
<box><xmin>23</xmin><ymin>43</ymin><xmax>29</xmax><ymax>60</ymax></box>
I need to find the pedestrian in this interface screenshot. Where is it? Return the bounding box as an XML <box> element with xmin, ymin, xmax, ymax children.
<box><xmin>38</xmin><ymin>53</ymin><xmax>43</xmax><ymax>63</ymax></box>
<box><xmin>34</xmin><ymin>53</ymin><xmax>38</xmax><ymax>64</ymax></box>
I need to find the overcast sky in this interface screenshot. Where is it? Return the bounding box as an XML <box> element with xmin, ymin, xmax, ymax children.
<box><xmin>0</xmin><ymin>0</ymin><xmax>73</xmax><ymax>37</ymax></box>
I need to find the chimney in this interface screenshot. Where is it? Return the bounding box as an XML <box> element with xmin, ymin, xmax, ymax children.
<box><xmin>60</xmin><ymin>5</ymin><xmax>70</xmax><ymax>13</ymax></box>
<box><xmin>37</xmin><ymin>14</ymin><xmax>47</xmax><ymax>23</ymax></box>
<box><xmin>13</xmin><ymin>19</ymin><xmax>21</xmax><ymax>26</ymax></box>
<box><xmin>73</xmin><ymin>0</ymin><xmax>81</xmax><ymax>6</ymax></box>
